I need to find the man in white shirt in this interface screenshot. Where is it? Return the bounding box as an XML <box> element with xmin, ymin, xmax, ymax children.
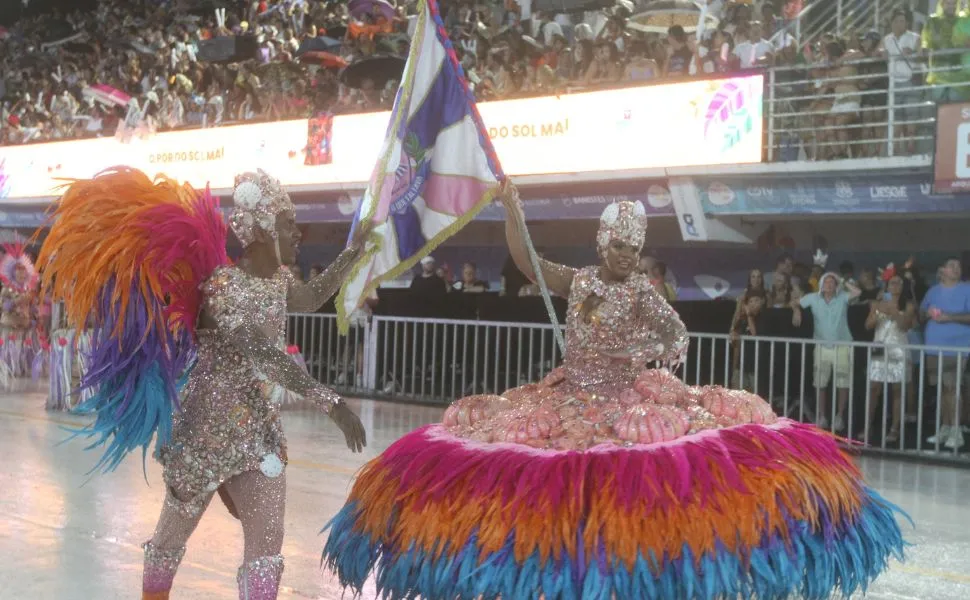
<box><xmin>880</xmin><ymin>8</ymin><xmax>922</xmax><ymax>154</ymax></box>
<box><xmin>733</xmin><ymin>21</ymin><xmax>774</xmax><ymax>69</ymax></box>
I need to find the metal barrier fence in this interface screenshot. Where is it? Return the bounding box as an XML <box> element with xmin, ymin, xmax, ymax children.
<box><xmin>289</xmin><ymin>313</ymin><xmax>970</xmax><ymax>465</ymax></box>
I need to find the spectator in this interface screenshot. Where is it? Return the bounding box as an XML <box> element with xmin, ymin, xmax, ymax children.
<box><xmin>865</xmin><ymin>271</ymin><xmax>917</xmax><ymax>442</ymax></box>
<box><xmin>584</xmin><ymin>40</ymin><xmax>622</xmax><ymax>84</ymax></box>
<box><xmin>730</xmin><ymin>288</ymin><xmax>769</xmax><ymax>391</ymax></box>
<box><xmin>857</xmin><ymin>30</ymin><xmax>888</xmax><ymax>159</ymax></box>
<box><xmin>500</xmin><ymin>254</ymin><xmax>529</xmax><ymax>297</ymax></box>
<box><xmin>410</xmin><ymin>255</ymin><xmax>448</xmax><ymax>297</ymax></box>
<box><xmin>733</xmin><ymin>20</ymin><xmax>773</xmax><ymax>69</ymax></box>
<box><xmin>921</xmin><ymin>257</ymin><xmax>970</xmax><ymax>449</ymax></box>
<box><xmin>623</xmin><ymin>40</ymin><xmax>660</xmax><ymax>81</ymax></box>
<box><xmin>857</xmin><ymin>268</ymin><xmax>880</xmax><ymax>302</ymax></box>
<box><xmin>823</xmin><ymin>41</ymin><xmax>863</xmax><ymax>159</ymax></box>
<box><xmin>882</xmin><ymin>9</ymin><xmax>922</xmax><ymax>155</ymax></box>
<box><xmin>697</xmin><ymin>29</ymin><xmax>737</xmax><ymax>75</ymax></box>
<box><xmin>731</xmin><ymin>268</ymin><xmax>767</xmax><ymax>331</ymax></box>
<box><xmin>839</xmin><ymin>260</ymin><xmax>856</xmax><ymax>287</ymax></box>
<box><xmin>767</xmin><ymin>271</ymin><xmax>793</xmax><ymax>308</ymax></box>
<box><xmin>638</xmin><ymin>255</ymin><xmax>656</xmax><ymax>275</ymax></box>
<box><xmin>793</xmin><ymin>272</ymin><xmax>862</xmax><ymax>433</ymax></box>
<box><xmin>664</xmin><ymin>26</ymin><xmax>694</xmax><ymax>77</ymax></box>
<box><xmin>650</xmin><ymin>261</ymin><xmax>676</xmax><ymax>301</ymax></box>
<box><xmin>453</xmin><ymin>262</ymin><xmax>488</xmax><ymax>293</ymax></box>
<box><xmin>766</xmin><ymin>253</ymin><xmax>799</xmax><ymax>289</ymax></box>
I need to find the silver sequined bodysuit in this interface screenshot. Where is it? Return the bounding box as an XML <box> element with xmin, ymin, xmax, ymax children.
<box><xmin>444</xmin><ymin>266</ymin><xmax>778</xmax><ymax>450</ymax></box>
<box><xmin>158</xmin><ymin>266</ymin><xmax>293</xmax><ymax>515</ymax></box>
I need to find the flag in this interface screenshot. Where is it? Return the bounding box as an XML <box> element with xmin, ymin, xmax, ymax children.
<box><xmin>336</xmin><ymin>0</ymin><xmax>504</xmax><ymax>334</ymax></box>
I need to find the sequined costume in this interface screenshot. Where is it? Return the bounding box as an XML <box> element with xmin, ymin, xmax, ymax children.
<box><xmin>868</xmin><ymin>309</ymin><xmax>911</xmax><ymax>384</ymax></box>
<box><xmin>39</xmin><ymin>168</ymin><xmax>364</xmax><ymax>600</ymax></box>
<box><xmin>0</xmin><ymin>244</ymin><xmax>48</xmax><ymax>388</ymax></box>
<box><xmin>323</xmin><ymin>200</ymin><xmax>907</xmax><ymax>600</ymax></box>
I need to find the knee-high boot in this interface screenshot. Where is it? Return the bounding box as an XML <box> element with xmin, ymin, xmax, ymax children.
<box><xmin>237</xmin><ymin>555</ymin><xmax>284</xmax><ymax>600</ymax></box>
<box><xmin>142</xmin><ymin>541</ymin><xmax>186</xmax><ymax>600</ymax></box>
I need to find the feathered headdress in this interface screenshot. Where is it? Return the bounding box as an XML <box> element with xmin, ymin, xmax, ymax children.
<box><xmin>0</xmin><ymin>242</ymin><xmax>39</xmax><ymax>292</ymax></box>
<box><xmin>37</xmin><ymin>167</ymin><xmax>228</xmax><ymax>473</ymax></box>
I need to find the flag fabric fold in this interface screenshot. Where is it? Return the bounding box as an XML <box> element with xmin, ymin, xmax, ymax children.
<box><xmin>336</xmin><ymin>0</ymin><xmax>504</xmax><ymax>334</ymax></box>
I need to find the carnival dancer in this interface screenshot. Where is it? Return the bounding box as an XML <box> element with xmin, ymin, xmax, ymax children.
<box><xmin>38</xmin><ymin>167</ymin><xmax>368</xmax><ymax>600</ymax></box>
<box><xmin>0</xmin><ymin>244</ymin><xmax>42</xmax><ymax>387</ymax></box>
<box><xmin>322</xmin><ymin>182</ymin><xmax>907</xmax><ymax>600</ymax></box>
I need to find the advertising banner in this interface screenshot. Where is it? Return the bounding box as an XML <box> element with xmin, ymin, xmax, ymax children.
<box><xmin>698</xmin><ymin>175</ymin><xmax>969</xmax><ymax>215</ymax></box>
<box><xmin>933</xmin><ymin>102</ymin><xmax>970</xmax><ymax>194</ymax></box>
<box><xmin>0</xmin><ymin>75</ymin><xmax>763</xmax><ymax>201</ymax></box>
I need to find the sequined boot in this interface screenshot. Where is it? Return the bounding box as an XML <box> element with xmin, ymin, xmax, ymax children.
<box><xmin>142</xmin><ymin>541</ymin><xmax>186</xmax><ymax>599</ymax></box>
<box><xmin>237</xmin><ymin>554</ymin><xmax>284</xmax><ymax>600</ymax></box>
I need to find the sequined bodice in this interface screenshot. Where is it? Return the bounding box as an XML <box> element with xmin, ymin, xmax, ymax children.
<box><xmin>564</xmin><ymin>267</ymin><xmax>687</xmax><ymax>387</ymax></box>
<box><xmin>873</xmin><ymin>311</ymin><xmax>907</xmax><ymax>347</ymax></box>
<box><xmin>200</xmin><ymin>266</ymin><xmax>291</xmax><ymax>348</ymax></box>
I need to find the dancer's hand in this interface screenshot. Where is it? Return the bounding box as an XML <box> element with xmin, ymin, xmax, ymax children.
<box><xmin>498</xmin><ymin>178</ymin><xmax>521</xmax><ymax>210</ymax></box>
<box><xmin>330</xmin><ymin>402</ymin><xmax>367</xmax><ymax>452</ymax></box>
<box><xmin>349</xmin><ymin>219</ymin><xmax>376</xmax><ymax>252</ymax></box>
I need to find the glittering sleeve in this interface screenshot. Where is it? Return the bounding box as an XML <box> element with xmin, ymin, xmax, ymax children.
<box><xmin>287</xmin><ymin>245</ymin><xmax>363</xmax><ymax>313</ymax></box>
<box><xmin>632</xmin><ymin>282</ymin><xmax>689</xmax><ymax>369</ymax></box>
<box><xmin>204</xmin><ymin>269</ymin><xmax>341</xmax><ymax>412</ymax></box>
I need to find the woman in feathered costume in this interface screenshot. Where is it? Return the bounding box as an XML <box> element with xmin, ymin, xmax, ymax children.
<box><xmin>322</xmin><ymin>181</ymin><xmax>908</xmax><ymax>600</ymax></box>
<box><xmin>0</xmin><ymin>243</ymin><xmax>44</xmax><ymax>385</ymax></box>
<box><xmin>39</xmin><ymin>167</ymin><xmax>369</xmax><ymax>600</ymax></box>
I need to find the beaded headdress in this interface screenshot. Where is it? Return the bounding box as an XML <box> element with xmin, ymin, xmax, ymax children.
<box><xmin>596</xmin><ymin>201</ymin><xmax>647</xmax><ymax>256</ymax></box>
<box><xmin>229</xmin><ymin>170</ymin><xmax>295</xmax><ymax>247</ymax></box>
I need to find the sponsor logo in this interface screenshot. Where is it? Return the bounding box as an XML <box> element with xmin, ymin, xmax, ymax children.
<box><xmin>336</xmin><ymin>193</ymin><xmax>361</xmax><ymax>216</ymax></box>
<box><xmin>746</xmin><ymin>186</ymin><xmax>774</xmax><ymax>197</ymax></box>
<box><xmin>787</xmin><ymin>183</ymin><xmax>817</xmax><ymax>205</ymax></box>
<box><xmin>869</xmin><ymin>185</ymin><xmax>908</xmax><ymax>200</ymax></box>
<box><xmin>834</xmin><ymin>180</ymin><xmax>854</xmax><ymax>199</ymax></box>
<box><xmin>707</xmin><ymin>182</ymin><xmax>735</xmax><ymax>206</ymax></box>
<box><xmin>647</xmin><ymin>184</ymin><xmax>672</xmax><ymax>208</ymax></box>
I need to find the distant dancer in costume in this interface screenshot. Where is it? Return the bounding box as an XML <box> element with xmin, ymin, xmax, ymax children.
<box><xmin>323</xmin><ymin>181</ymin><xmax>907</xmax><ymax>600</ymax></box>
<box><xmin>0</xmin><ymin>244</ymin><xmax>43</xmax><ymax>387</ymax></box>
<box><xmin>38</xmin><ymin>168</ymin><xmax>369</xmax><ymax>600</ymax></box>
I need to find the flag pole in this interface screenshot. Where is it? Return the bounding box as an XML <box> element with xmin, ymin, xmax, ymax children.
<box><xmin>513</xmin><ymin>195</ymin><xmax>566</xmax><ymax>356</ymax></box>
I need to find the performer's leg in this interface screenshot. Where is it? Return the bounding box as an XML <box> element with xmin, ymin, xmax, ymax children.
<box><xmin>223</xmin><ymin>469</ymin><xmax>287</xmax><ymax>600</ymax></box>
<box><xmin>142</xmin><ymin>490</ymin><xmax>213</xmax><ymax>599</ymax></box>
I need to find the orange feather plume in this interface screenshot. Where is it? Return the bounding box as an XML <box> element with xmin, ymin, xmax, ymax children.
<box><xmin>37</xmin><ymin>167</ymin><xmax>206</xmax><ymax>336</ymax></box>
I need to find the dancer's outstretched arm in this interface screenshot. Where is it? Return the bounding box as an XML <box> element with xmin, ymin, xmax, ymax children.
<box><xmin>201</xmin><ymin>270</ymin><xmax>366</xmax><ymax>451</ymax></box>
<box><xmin>220</xmin><ymin>321</ymin><xmax>365</xmax><ymax>451</ymax></box>
<box><xmin>286</xmin><ymin>223</ymin><xmax>373</xmax><ymax>312</ymax></box>
<box><xmin>500</xmin><ymin>180</ymin><xmax>575</xmax><ymax>298</ymax></box>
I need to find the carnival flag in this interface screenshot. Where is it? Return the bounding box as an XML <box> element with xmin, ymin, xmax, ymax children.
<box><xmin>336</xmin><ymin>0</ymin><xmax>504</xmax><ymax>334</ymax></box>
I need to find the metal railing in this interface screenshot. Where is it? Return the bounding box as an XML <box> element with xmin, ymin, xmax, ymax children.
<box><xmin>765</xmin><ymin>49</ymin><xmax>968</xmax><ymax>162</ymax></box>
<box><xmin>794</xmin><ymin>0</ymin><xmax>912</xmax><ymax>50</ymax></box>
<box><xmin>288</xmin><ymin>313</ymin><xmax>970</xmax><ymax>465</ymax></box>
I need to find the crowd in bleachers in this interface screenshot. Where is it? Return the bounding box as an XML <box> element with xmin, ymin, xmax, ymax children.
<box><xmin>0</xmin><ymin>0</ymin><xmax>894</xmax><ymax>147</ymax></box>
